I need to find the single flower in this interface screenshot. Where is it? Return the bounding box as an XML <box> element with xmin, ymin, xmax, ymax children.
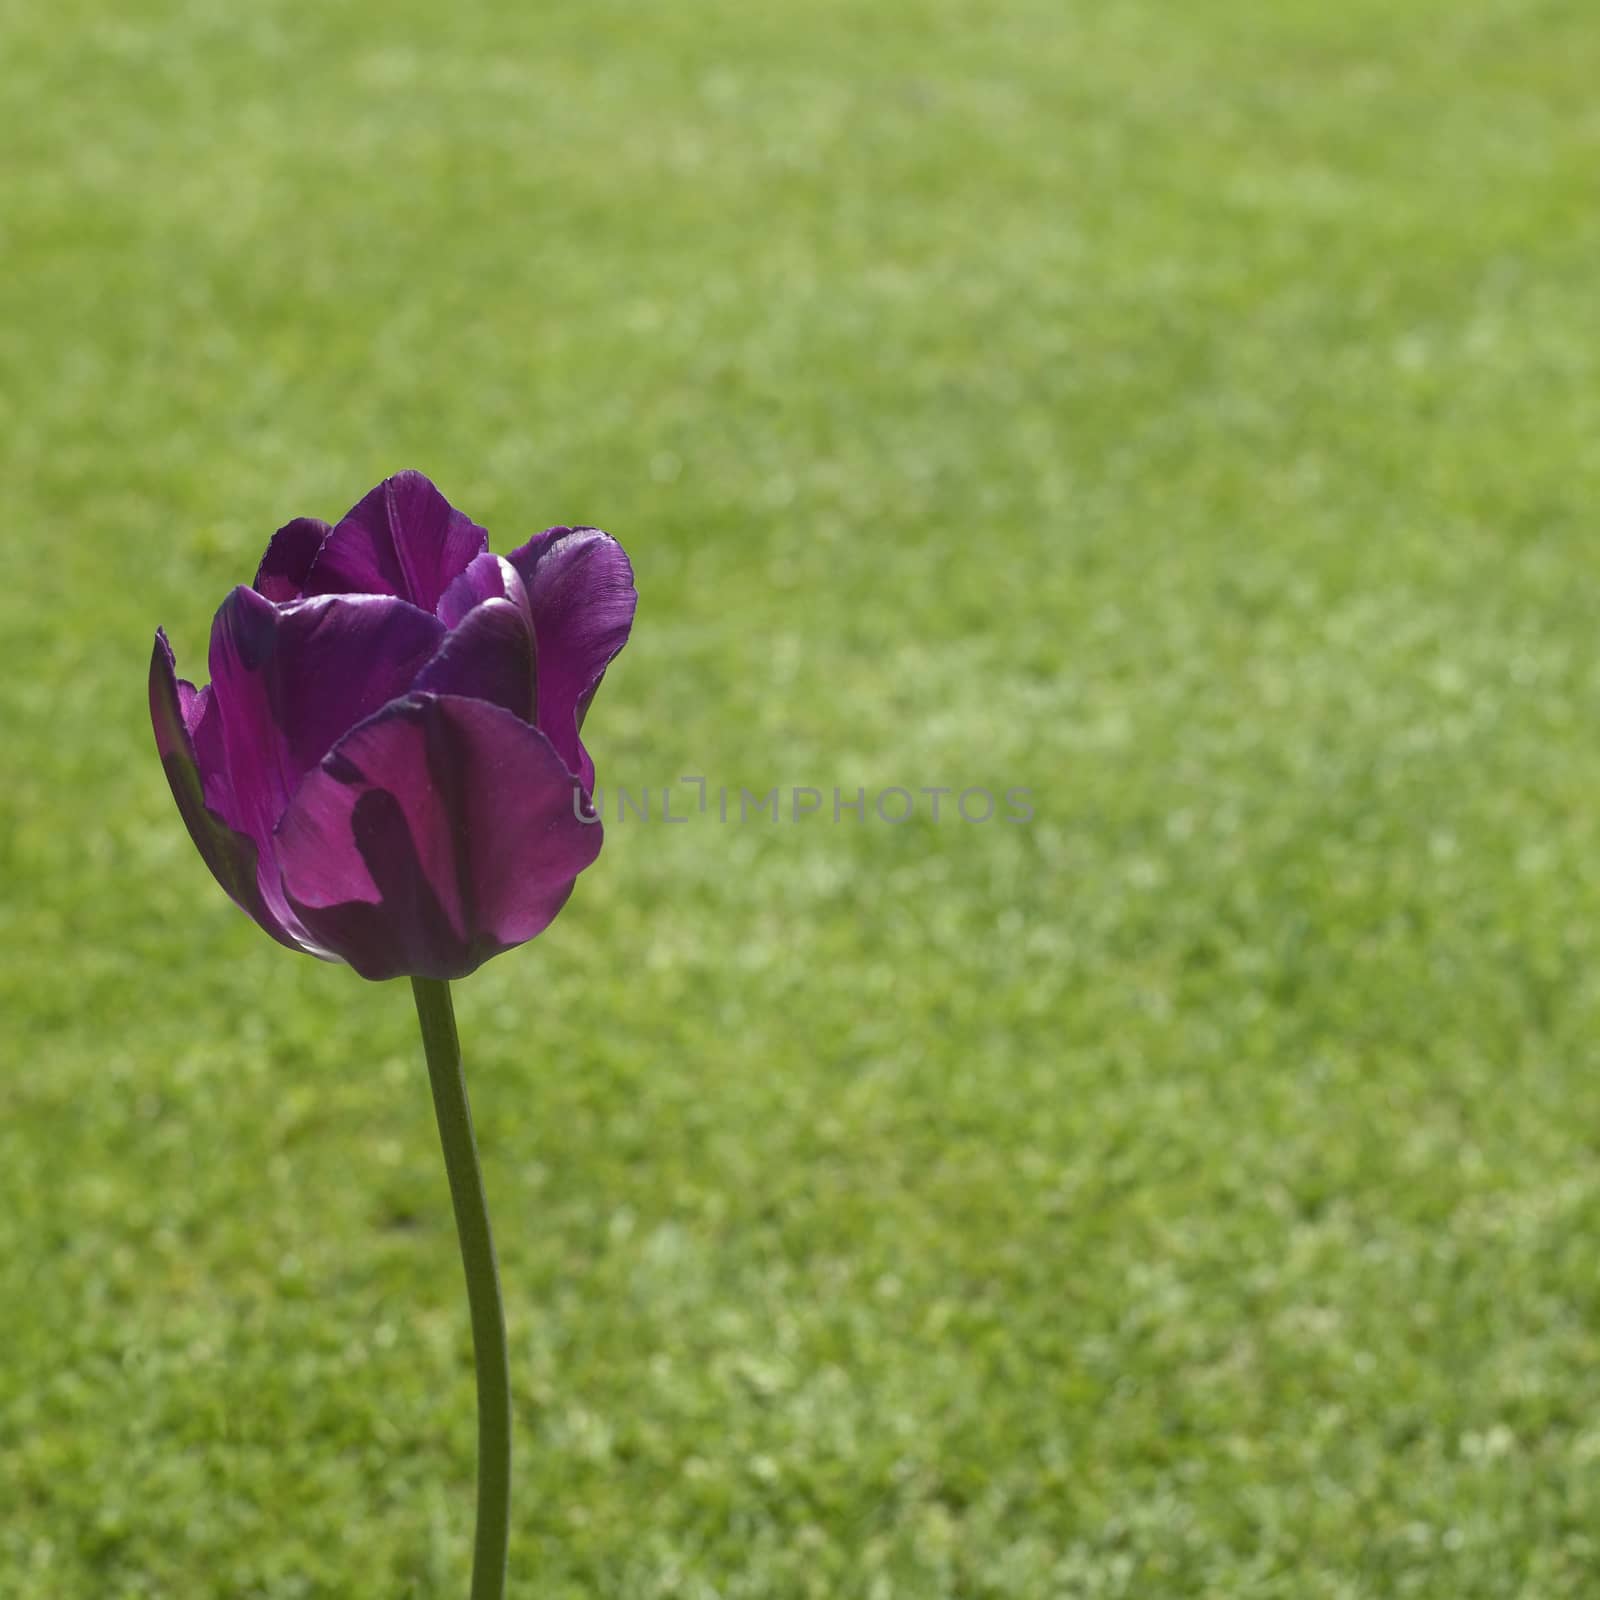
<box><xmin>149</xmin><ymin>470</ymin><xmax>636</xmax><ymax>981</ymax></box>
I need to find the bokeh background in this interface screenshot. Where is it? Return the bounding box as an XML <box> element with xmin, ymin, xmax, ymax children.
<box><xmin>5</xmin><ymin>1</ymin><xmax>1600</xmax><ymax>1595</ymax></box>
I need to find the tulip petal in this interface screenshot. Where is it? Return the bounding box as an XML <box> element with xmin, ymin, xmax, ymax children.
<box><xmin>412</xmin><ymin>597</ymin><xmax>537</xmax><ymax>725</ymax></box>
<box><xmin>253</xmin><ymin>517</ymin><xmax>332</xmax><ymax>602</ymax></box>
<box><xmin>304</xmin><ymin>471</ymin><xmax>489</xmax><ymax>613</ymax></box>
<box><xmin>274</xmin><ymin>692</ymin><xmax>603</xmax><ymax>981</ymax></box>
<box><xmin>506</xmin><ymin>525</ymin><xmax>636</xmax><ymax>787</ymax></box>
<box><xmin>437</xmin><ymin>552</ymin><xmax>520</xmax><ymax>629</ymax></box>
<box><xmin>149</xmin><ymin>630</ymin><xmax>308</xmax><ymax>953</ymax></box>
<box><xmin>206</xmin><ymin>586</ymin><xmax>444</xmax><ymax>863</ymax></box>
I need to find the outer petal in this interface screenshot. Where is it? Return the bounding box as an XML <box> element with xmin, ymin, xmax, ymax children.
<box><xmin>149</xmin><ymin>630</ymin><xmax>307</xmax><ymax>953</ymax></box>
<box><xmin>303</xmin><ymin>471</ymin><xmax>488</xmax><ymax>613</ymax></box>
<box><xmin>206</xmin><ymin>585</ymin><xmax>444</xmax><ymax>878</ymax></box>
<box><xmin>273</xmin><ymin>692</ymin><xmax>603</xmax><ymax>981</ymax></box>
<box><xmin>253</xmin><ymin>517</ymin><xmax>332</xmax><ymax>602</ymax></box>
<box><xmin>505</xmin><ymin>525</ymin><xmax>636</xmax><ymax>788</ymax></box>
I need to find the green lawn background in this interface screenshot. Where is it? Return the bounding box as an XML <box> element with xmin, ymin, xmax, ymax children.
<box><xmin>4</xmin><ymin>1</ymin><xmax>1600</xmax><ymax>1595</ymax></box>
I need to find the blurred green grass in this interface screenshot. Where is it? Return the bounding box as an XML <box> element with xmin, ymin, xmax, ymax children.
<box><xmin>4</xmin><ymin>0</ymin><xmax>1600</xmax><ymax>1595</ymax></box>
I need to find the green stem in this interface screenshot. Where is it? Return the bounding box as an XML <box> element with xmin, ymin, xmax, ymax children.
<box><xmin>411</xmin><ymin>977</ymin><xmax>512</xmax><ymax>1600</ymax></box>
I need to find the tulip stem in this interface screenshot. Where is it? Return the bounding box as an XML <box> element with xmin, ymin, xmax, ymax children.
<box><xmin>411</xmin><ymin>976</ymin><xmax>512</xmax><ymax>1600</ymax></box>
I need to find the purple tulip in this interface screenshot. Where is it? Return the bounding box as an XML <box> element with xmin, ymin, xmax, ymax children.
<box><xmin>150</xmin><ymin>471</ymin><xmax>636</xmax><ymax>981</ymax></box>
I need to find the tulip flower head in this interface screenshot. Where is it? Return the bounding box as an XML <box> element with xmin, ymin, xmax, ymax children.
<box><xmin>150</xmin><ymin>471</ymin><xmax>636</xmax><ymax>981</ymax></box>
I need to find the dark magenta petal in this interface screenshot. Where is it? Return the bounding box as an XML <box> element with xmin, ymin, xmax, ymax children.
<box><xmin>303</xmin><ymin>471</ymin><xmax>488</xmax><ymax>613</ymax></box>
<box><xmin>437</xmin><ymin>552</ymin><xmax>519</xmax><ymax>628</ymax></box>
<box><xmin>183</xmin><ymin>682</ymin><xmax>231</xmax><ymax>817</ymax></box>
<box><xmin>505</xmin><ymin>525</ymin><xmax>636</xmax><ymax>787</ymax></box>
<box><xmin>273</xmin><ymin>693</ymin><xmax>603</xmax><ymax>981</ymax></box>
<box><xmin>206</xmin><ymin>586</ymin><xmax>444</xmax><ymax>865</ymax></box>
<box><xmin>413</xmin><ymin>597</ymin><xmax>537</xmax><ymax>724</ymax></box>
<box><xmin>253</xmin><ymin>517</ymin><xmax>332</xmax><ymax>602</ymax></box>
<box><xmin>149</xmin><ymin>630</ymin><xmax>309</xmax><ymax>954</ymax></box>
